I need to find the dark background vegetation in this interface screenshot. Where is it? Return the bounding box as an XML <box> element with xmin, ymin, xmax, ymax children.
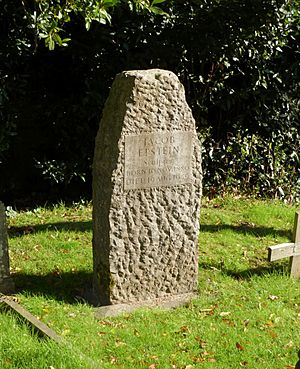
<box><xmin>1</xmin><ymin>0</ymin><xmax>299</xmax><ymax>206</ymax></box>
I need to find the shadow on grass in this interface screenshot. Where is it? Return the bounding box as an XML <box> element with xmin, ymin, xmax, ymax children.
<box><xmin>199</xmin><ymin>261</ymin><xmax>288</xmax><ymax>280</ymax></box>
<box><xmin>9</xmin><ymin>221</ymin><xmax>292</xmax><ymax>240</ymax></box>
<box><xmin>13</xmin><ymin>270</ymin><xmax>93</xmax><ymax>305</ymax></box>
<box><xmin>200</xmin><ymin>224</ymin><xmax>292</xmax><ymax>239</ymax></box>
<box><xmin>8</xmin><ymin>220</ymin><xmax>92</xmax><ymax>238</ymax></box>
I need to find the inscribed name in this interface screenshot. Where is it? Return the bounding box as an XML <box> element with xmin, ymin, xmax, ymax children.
<box><xmin>124</xmin><ymin>131</ymin><xmax>193</xmax><ymax>190</ymax></box>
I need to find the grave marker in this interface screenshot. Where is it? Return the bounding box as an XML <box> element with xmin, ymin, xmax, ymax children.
<box><xmin>0</xmin><ymin>202</ymin><xmax>14</xmax><ymax>293</ymax></box>
<box><xmin>268</xmin><ymin>211</ymin><xmax>300</xmax><ymax>277</ymax></box>
<box><xmin>92</xmin><ymin>69</ymin><xmax>202</xmax><ymax>314</ymax></box>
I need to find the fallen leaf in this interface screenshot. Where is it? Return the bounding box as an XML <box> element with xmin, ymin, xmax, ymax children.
<box><xmin>199</xmin><ymin>308</ymin><xmax>213</xmax><ymax>312</ymax></box>
<box><xmin>243</xmin><ymin>319</ymin><xmax>250</xmax><ymax>327</ymax></box>
<box><xmin>99</xmin><ymin>320</ymin><xmax>113</xmax><ymax>326</ymax></box>
<box><xmin>285</xmin><ymin>365</ymin><xmax>295</xmax><ymax>369</ymax></box>
<box><xmin>195</xmin><ymin>336</ymin><xmax>207</xmax><ymax>348</ymax></box>
<box><xmin>236</xmin><ymin>342</ymin><xmax>244</xmax><ymax>351</ymax></box>
<box><xmin>199</xmin><ymin>304</ymin><xmax>218</xmax><ymax>316</ymax></box>
<box><xmin>264</xmin><ymin>320</ymin><xmax>274</xmax><ymax>328</ymax></box>
<box><xmin>148</xmin><ymin>364</ymin><xmax>157</xmax><ymax>369</ymax></box>
<box><xmin>180</xmin><ymin>325</ymin><xmax>190</xmax><ymax>333</ymax></box>
<box><xmin>192</xmin><ymin>356</ymin><xmax>205</xmax><ymax>363</ymax></box>
<box><xmin>239</xmin><ymin>221</ymin><xmax>256</xmax><ymax>228</ymax></box>
<box><xmin>268</xmin><ymin>295</ymin><xmax>279</xmax><ymax>301</ymax></box>
<box><xmin>110</xmin><ymin>356</ymin><xmax>117</xmax><ymax>364</ymax></box>
<box><xmin>220</xmin><ymin>311</ymin><xmax>231</xmax><ymax>317</ymax></box>
<box><xmin>115</xmin><ymin>339</ymin><xmax>126</xmax><ymax>347</ymax></box>
<box><xmin>222</xmin><ymin>318</ymin><xmax>235</xmax><ymax>326</ymax></box>
<box><xmin>269</xmin><ymin>330</ymin><xmax>277</xmax><ymax>338</ymax></box>
<box><xmin>207</xmin><ymin>358</ymin><xmax>216</xmax><ymax>362</ymax></box>
<box><xmin>177</xmin><ymin>325</ymin><xmax>189</xmax><ymax>337</ymax></box>
<box><xmin>284</xmin><ymin>340</ymin><xmax>294</xmax><ymax>349</ymax></box>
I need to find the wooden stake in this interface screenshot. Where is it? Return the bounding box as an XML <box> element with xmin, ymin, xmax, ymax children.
<box><xmin>268</xmin><ymin>211</ymin><xmax>300</xmax><ymax>278</ymax></box>
<box><xmin>290</xmin><ymin>211</ymin><xmax>300</xmax><ymax>278</ymax></box>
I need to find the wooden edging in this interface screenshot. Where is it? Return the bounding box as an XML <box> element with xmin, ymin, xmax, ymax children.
<box><xmin>0</xmin><ymin>295</ymin><xmax>103</xmax><ymax>369</ymax></box>
<box><xmin>0</xmin><ymin>295</ymin><xmax>63</xmax><ymax>342</ymax></box>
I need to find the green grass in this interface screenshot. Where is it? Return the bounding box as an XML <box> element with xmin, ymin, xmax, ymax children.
<box><xmin>1</xmin><ymin>197</ymin><xmax>300</xmax><ymax>369</ymax></box>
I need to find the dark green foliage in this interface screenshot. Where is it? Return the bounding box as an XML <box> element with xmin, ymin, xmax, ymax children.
<box><xmin>0</xmin><ymin>2</ymin><xmax>31</xmax><ymax>162</ymax></box>
<box><xmin>202</xmin><ymin>127</ymin><xmax>300</xmax><ymax>201</ymax></box>
<box><xmin>1</xmin><ymin>0</ymin><xmax>299</xmax><ymax>202</ymax></box>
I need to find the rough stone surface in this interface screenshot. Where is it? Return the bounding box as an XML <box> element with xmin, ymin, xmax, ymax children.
<box><xmin>92</xmin><ymin>69</ymin><xmax>202</xmax><ymax>306</ymax></box>
<box><xmin>0</xmin><ymin>202</ymin><xmax>14</xmax><ymax>294</ymax></box>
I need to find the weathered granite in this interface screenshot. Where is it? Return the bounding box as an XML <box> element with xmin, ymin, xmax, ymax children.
<box><xmin>0</xmin><ymin>202</ymin><xmax>14</xmax><ymax>294</ymax></box>
<box><xmin>92</xmin><ymin>69</ymin><xmax>202</xmax><ymax>308</ymax></box>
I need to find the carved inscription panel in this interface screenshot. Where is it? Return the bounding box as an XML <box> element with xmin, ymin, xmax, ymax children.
<box><xmin>124</xmin><ymin>131</ymin><xmax>193</xmax><ymax>190</ymax></box>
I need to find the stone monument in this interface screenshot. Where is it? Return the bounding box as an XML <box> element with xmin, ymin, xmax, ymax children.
<box><xmin>92</xmin><ymin>69</ymin><xmax>202</xmax><ymax>315</ymax></box>
<box><xmin>0</xmin><ymin>202</ymin><xmax>14</xmax><ymax>294</ymax></box>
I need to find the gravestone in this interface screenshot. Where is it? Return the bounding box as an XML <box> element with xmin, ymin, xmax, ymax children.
<box><xmin>0</xmin><ymin>202</ymin><xmax>14</xmax><ymax>294</ymax></box>
<box><xmin>92</xmin><ymin>69</ymin><xmax>202</xmax><ymax>314</ymax></box>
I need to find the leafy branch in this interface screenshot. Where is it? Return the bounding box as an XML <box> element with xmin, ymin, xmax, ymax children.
<box><xmin>22</xmin><ymin>0</ymin><xmax>168</xmax><ymax>50</ymax></box>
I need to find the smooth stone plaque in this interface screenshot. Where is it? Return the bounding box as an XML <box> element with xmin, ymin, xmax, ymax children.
<box><xmin>124</xmin><ymin>131</ymin><xmax>193</xmax><ymax>190</ymax></box>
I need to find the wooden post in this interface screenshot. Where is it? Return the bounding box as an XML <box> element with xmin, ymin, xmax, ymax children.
<box><xmin>268</xmin><ymin>211</ymin><xmax>300</xmax><ymax>278</ymax></box>
<box><xmin>290</xmin><ymin>211</ymin><xmax>300</xmax><ymax>277</ymax></box>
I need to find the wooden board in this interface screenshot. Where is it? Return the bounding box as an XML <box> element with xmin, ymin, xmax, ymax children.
<box><xmin>268</xmin><ymin>242</ymin><xmax>298</xmax><ymax>262</ymax></box>
<box><xmin>0</xmin><ymin>296</ymin><xmax>103</xmax><ymax>369</ymax></box>
<box><xmin>0</xmin><ymin>296</ymin><xmax>62</xmax><ymax>342</ymax></box>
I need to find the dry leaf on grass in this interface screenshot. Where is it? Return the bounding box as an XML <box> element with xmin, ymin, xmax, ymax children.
<box><xmin>268</xmin><ymin>295</ymin><xmax>279</xmax><ymax>301</ymax></box>
<box><xmin>110</xmin><ymin>356</ymin><xmax>117</xmax><ymax>364</ymax></box>
<box><xmin>219</xmin><ymin>311</ymin><xmax>231</xmax><ymax>317</ymax></box>
<box><xmin>236</xmin><ymin>342</ymin><xmax>244</xmax><ymax>351</ymax></box>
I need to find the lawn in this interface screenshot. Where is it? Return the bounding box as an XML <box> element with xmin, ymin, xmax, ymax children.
<box><xmin>1</xmin><ymin>197</ymin><xmax>299</xmax><ymax>369</ymax></box>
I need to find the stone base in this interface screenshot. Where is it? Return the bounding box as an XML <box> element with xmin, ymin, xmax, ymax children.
<box><xmin>0</xmin><ymin>278</ymin><xmax>15</xmax><ymax>295</ymax></box>
<box><xmin>94</xmin><ymin>293</ymin><xmax>196</xmax><ymax>319</ymax></box>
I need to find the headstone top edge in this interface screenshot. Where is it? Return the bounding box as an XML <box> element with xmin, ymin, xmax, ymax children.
<box><xmin>119</xmin><ymin>68</ymin><xmax>178</xmax><ymax>81</ymax></box>
<box><xmin>123</xmin><ymin>129</ymin><xmax>196</xmax><ymax>138</ymax></box>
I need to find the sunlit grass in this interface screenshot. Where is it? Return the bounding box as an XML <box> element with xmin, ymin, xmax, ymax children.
<box><xmin>1</xmin><ymin>197</ymin><xmax>299</xmax><ymax>369</ymax></box>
